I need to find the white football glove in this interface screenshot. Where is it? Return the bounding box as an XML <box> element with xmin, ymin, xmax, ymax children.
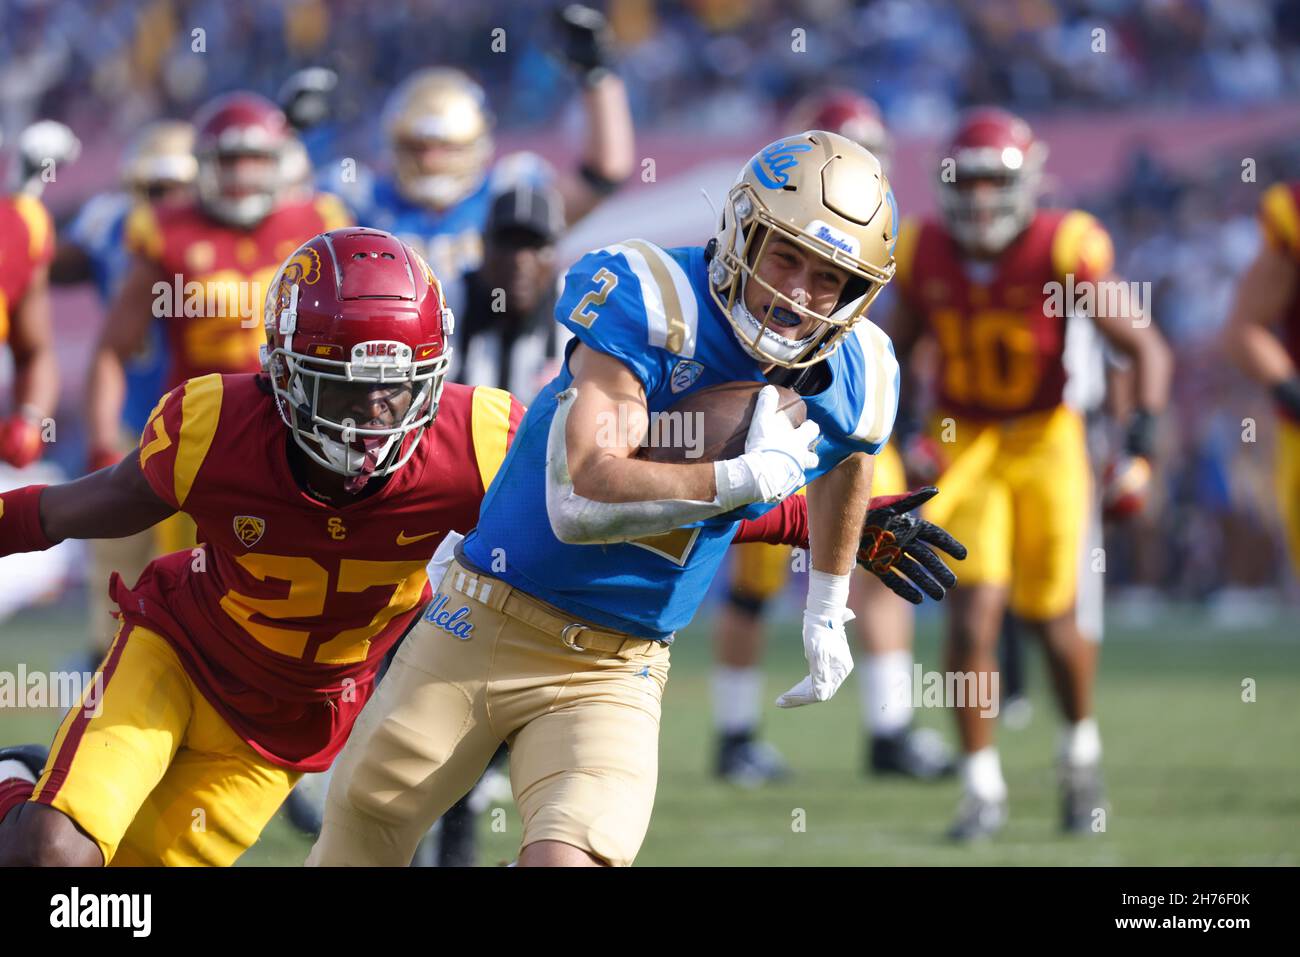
<box><xmin>714</xmin><ymin>385</ymin><xmax>820</xmax><ymax>511</ymax></box>
<box><xmin>776</xmin><ymin>608</ymin><xmax>856</xmax><ymax>708</ymax></box>
<box><xmin>777</xmin><ymin>568</ymin><xmax>855</xmax><ymax>708</ymax></box>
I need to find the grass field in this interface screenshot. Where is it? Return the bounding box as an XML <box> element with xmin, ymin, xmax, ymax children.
<box><xmin>2</xmin><ymin>595</ymin><xmax>1297</xmax><ymax>866</ymax></box>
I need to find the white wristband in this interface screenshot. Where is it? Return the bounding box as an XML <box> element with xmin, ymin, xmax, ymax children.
<box><xmin>713</xmin><ymin>457</ymin><xmax>757</xmax><ymax>512</ymax></box>
<box><xmin>806</xmin><ymin>568</ymin><xmax>852</xmax><ymax>620</ymax></box>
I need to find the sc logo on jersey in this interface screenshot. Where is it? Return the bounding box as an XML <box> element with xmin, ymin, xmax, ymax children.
<box><xmin>751</xmin><ymin>141</ymin><xmax>813</xmax><ymax>189</ymax></box>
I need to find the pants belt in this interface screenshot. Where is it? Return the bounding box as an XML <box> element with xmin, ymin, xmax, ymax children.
<box><xmin>443</xmin><ymin>559</ymin><xmax>655</xmax><ymax>658</ymax></box>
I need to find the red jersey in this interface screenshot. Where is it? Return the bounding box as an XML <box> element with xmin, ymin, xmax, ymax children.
<box><xmin>124</xmin><ymin>193</ymin><xmax>350</xmax><ymax>389</ymax></box>
<box><xmin>110</xmin><ymin>373</ymin><xmax>524</xmax><ymax>771</ymax></box>
<box><xmin>0</xmin><ymin>194</ymin><xmax>54</xmax><ymax>348</ymax></box>
<box><xmin>1259</xmin><ymin>182</ymin><xmax>1300</xmax><ymax>422</ymax></box>
<box><xmin>894</xmin><ymin>208</ymin><xmax>1115</xmax><ymax>420</ymax></box>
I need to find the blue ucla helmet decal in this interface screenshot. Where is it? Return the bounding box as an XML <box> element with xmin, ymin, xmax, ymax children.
<box><xmin>750</xmin><ymin>140</ymin><xmax>815</xmax><ymax>190</ymax></box>
<box><xmin>884</xmin><ymin>187</ymin><xmax>899</xmax><ymax>255</ymax></box>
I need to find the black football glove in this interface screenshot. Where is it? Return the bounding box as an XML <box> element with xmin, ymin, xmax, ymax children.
<box><xmin>858</xmin><ymin>486</ymin><xmax>967</xmax><ymax>604</ymax></box>
<box><xmin>278</xmin><ymin>67</ymin><xmax>338</xmax><ymax>132</ymax></box>
<box><xmin>1272</xmin><ymin>376</ymin><xmax>1300</xmax><ymax>420</ymax></box>
<box><xmin>554</xmin><ymin>4</ymin><xmax>615</xmax><ymax>86</ymax></box>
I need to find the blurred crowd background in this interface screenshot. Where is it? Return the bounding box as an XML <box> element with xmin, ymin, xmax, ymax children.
<box><xmin>2</xmin><ymin>0</ymin><xmax>1299</xmax><ymax>608</ymax></box>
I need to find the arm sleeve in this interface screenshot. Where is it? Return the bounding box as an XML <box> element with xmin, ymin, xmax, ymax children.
<box><xmin>732</xmin><ymin>492</ymin><xmax>809</xmax><ymax>549</ymax></box>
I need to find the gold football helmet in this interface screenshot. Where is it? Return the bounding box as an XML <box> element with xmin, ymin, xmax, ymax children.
<box><xmin>121</xmin><ymin>120</ymin><xmax>197</xmax><ymax>197</ymax></box>
<box><xmin>383</xmin><ymin>68</ymin><xmax>493</xmax><ymax>210</ymax></box>
<box><xmin>708</xmin><ymin>130</ymin><xmax>898</xmax><ymax>368</ymax></box>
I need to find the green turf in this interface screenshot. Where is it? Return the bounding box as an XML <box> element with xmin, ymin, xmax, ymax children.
<box><xmin>2</xmin><ymin>596</ymin><xmax>1297</xmax><ymax>866</ymax></box>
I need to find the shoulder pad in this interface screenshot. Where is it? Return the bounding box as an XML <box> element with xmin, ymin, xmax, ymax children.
<box><xmin>1051</xmin><ymin>210</ymin><xmax>1114</xmax><ymax>282</ymax></box>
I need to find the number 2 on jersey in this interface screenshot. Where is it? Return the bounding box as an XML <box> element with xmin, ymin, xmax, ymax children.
<box><xmin>568</xmin><ymin>267</ymin><xmax>619</xmax><ymax>328</ymax></box>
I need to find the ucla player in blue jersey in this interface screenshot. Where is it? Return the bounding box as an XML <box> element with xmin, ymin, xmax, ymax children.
<box><xmin>49</xmin><ymin>121</ymin><xmax>196</xmax><ymax>662</ymax></box>
<box><xmin>310</xmin><ymin>131</ymin><xmax>959</xmax><ymax>867</ymax></box>
<box><xmin>329</xmin><ymin>6</ymin><xmax>633</xmax><ymax>306</ymax></box>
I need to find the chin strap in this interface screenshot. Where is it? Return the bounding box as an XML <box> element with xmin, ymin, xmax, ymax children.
<box><xmin>342</xmin><ymin>435</ymin><xmax>390</xmax><ymax>493</ymax></box>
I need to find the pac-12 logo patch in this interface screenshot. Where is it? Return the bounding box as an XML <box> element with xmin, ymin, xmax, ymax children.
<box><xmin>670</xmin><ymin>360</ymin><xmax>705</xmax><ymax>394</ymax></box>
<box><xmin>424</xmin><ymin>593</ymin><xmax>474</xmax><ymax>640</ymax></box>
<box><xmin>751</xmin><ymin>140</ymin><xmax>813</xmax><ymax>189</ymax></box>
<box><xmin>233</xmin><ymin>515</ymin><xmax>266</xmax><ymax>548</ymax></box>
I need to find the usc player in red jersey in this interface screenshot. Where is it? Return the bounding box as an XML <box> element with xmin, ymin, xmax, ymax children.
<box><xmin>0</xmin><ymin>192</ymin><xmax>58</xmax><ymax>469</ymax></box>
<box><xmin>84</xmin><ymin>93</ymin><xmax>350</xmax><ymax>512</ymax></box>
<box><xmin>0</xmin><ymin>228</ymin><xmax>526</xmax><ymax>865</ymax></box>
<box><xmin>892</xmin><ymin>109</ymin><xmax>1172</xmax><ymax>839</ymax></box>
<box><xmin>1222</xmin><ymin>181</ymin><xmax>1300</xmax><ymax>574</ymax></box>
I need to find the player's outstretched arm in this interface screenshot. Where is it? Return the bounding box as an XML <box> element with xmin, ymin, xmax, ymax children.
<box><xmin>1091</xmin><ymin>270</ymin><xmax>1172</xmax><ymax>420</ymax></box>
<box><xmin>0</xmin><ymin>263</ymin><xmax>57</xmax><ymax>468</ymax></box>
<box><xmin>1090</xmin><ymin>270</ymin><xmax>1173</xmax><ymax>474</ymax></box>
<box><xmin>553</xmin><ymin>4</ymin><xmax>633</xmax><ymax>223</ymax></box>
<box><xmin>1222</xmin><ymin>242</ymin><xmax>1300</xmax><ymax>411</ymax></box>
<box><xmin>546</xmin><ymin>345</ymin><xmax>820</xmax><ymax>543</ymax></box>
<box><xmin>0</xmin><ymin>451</ymin><xmax>176</xmax><ymax>558</ymax></box>
<box><xmin>732</xmin><ymin>486</ymin><xmax>967</xmax><ymax>604</ymax></box>
<box><xmin>85</xmin><ymin>257</ymin><xmax>160</xmax><ymax>468</ymax></box>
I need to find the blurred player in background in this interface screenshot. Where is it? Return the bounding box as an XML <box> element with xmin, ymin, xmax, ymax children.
<box><xmin>83</xmin><ymin>91</ymin><xmax>349</xmax><ymax>556</ymax></box>
<box><xmin>334</xmin><ymin>4</ymin><xmax>633</xmax><ymax>299</ymax></box>
<box><xmin>1222</xmin><ymin>180</ymin><xmax>1300</xmax><ymax>576</ymax></box>
<box><xmin>50</xmin><ymin>120</ymin><xmax>197</xmax><ymax>665</ymax></box>
<box><xmin>891</xmin><ymin>108</ymin><xmax>1172</xmax><ymax>840</ymax></box>
<box><xmin>711</xmin><ymin>90</ymin><xmax>953</xmax><ymax>786</ymax></box>
<box><xmin>0</xmin><ymin>187</ymin><xmax>57</xmax><ymax>474</ymax></box>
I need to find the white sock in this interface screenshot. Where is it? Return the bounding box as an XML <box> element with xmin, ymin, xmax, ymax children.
<box><xmin>861</xmin><ymin>650</ymin><xmax>913</xmax><ymax>737</ymax></box>
<box><xmin>713</xmin><ymin>665</ymin><xmax>762</xmax><ymax>734</ymax></box>
<box><xmin>1059</xmin><ymin>717</ymin><xmax>1102</xmax><ymax>768</ymax></box>
<box><xmin>0</xmin><ymin>759</ymin><xmax>36</xmax><ymax>784</ymax></box>
<box><xmin>960</xmin><ymin>746</ymin><xmax>1007</xmax><ymax>802</ymax></box>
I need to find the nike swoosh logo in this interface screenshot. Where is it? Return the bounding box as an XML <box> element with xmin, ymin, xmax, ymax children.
<box><xmin>396</xmin><ymin>530</ymin><xmax>440</xmax><ymax>546</ymax></box>
<box><xmin>417</xmin><ymin>347</ymin><xmax>439</xmax><ymax>359</ymax></box>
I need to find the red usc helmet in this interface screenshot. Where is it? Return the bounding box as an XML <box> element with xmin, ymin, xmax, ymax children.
<box><xmin>262</xmin><ymin>227</ymin><xmax>454</xmax><ymax>491</ymax></box>
<box><xmin>937</xmin><ymin>107</ymin><xmax>1046</xmax><ymax>255</ymax></box>
<box><xmin>788</xmin><ymin>89</ymin><xmax>890</xmax><ymax>162</ymax></box>
<box><xmin>193</xmin><ymin>92</ymin><xmax>295</xmax><ymax>228</ymax></box>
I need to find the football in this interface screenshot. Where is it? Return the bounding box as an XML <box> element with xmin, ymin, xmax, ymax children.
<box><xmin>633</xmin><ymin>381</ymin><xmax>807</xmax><ymax>464</ymax></box>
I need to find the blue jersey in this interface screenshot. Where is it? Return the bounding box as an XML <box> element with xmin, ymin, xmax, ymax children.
<box><xmin>334</xmin><ymin>151</ymin><xmax>555</xmax><ymax>301</ymax></box>
<box><xmin>66</xmin><ymin>192</ymin><xmax>167</xmax><ymax>435</ymax></box>
<box><xmin>462</xmin><ymin>241</ymin><xmax>900</xmax><ymax>640</ymax></box>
